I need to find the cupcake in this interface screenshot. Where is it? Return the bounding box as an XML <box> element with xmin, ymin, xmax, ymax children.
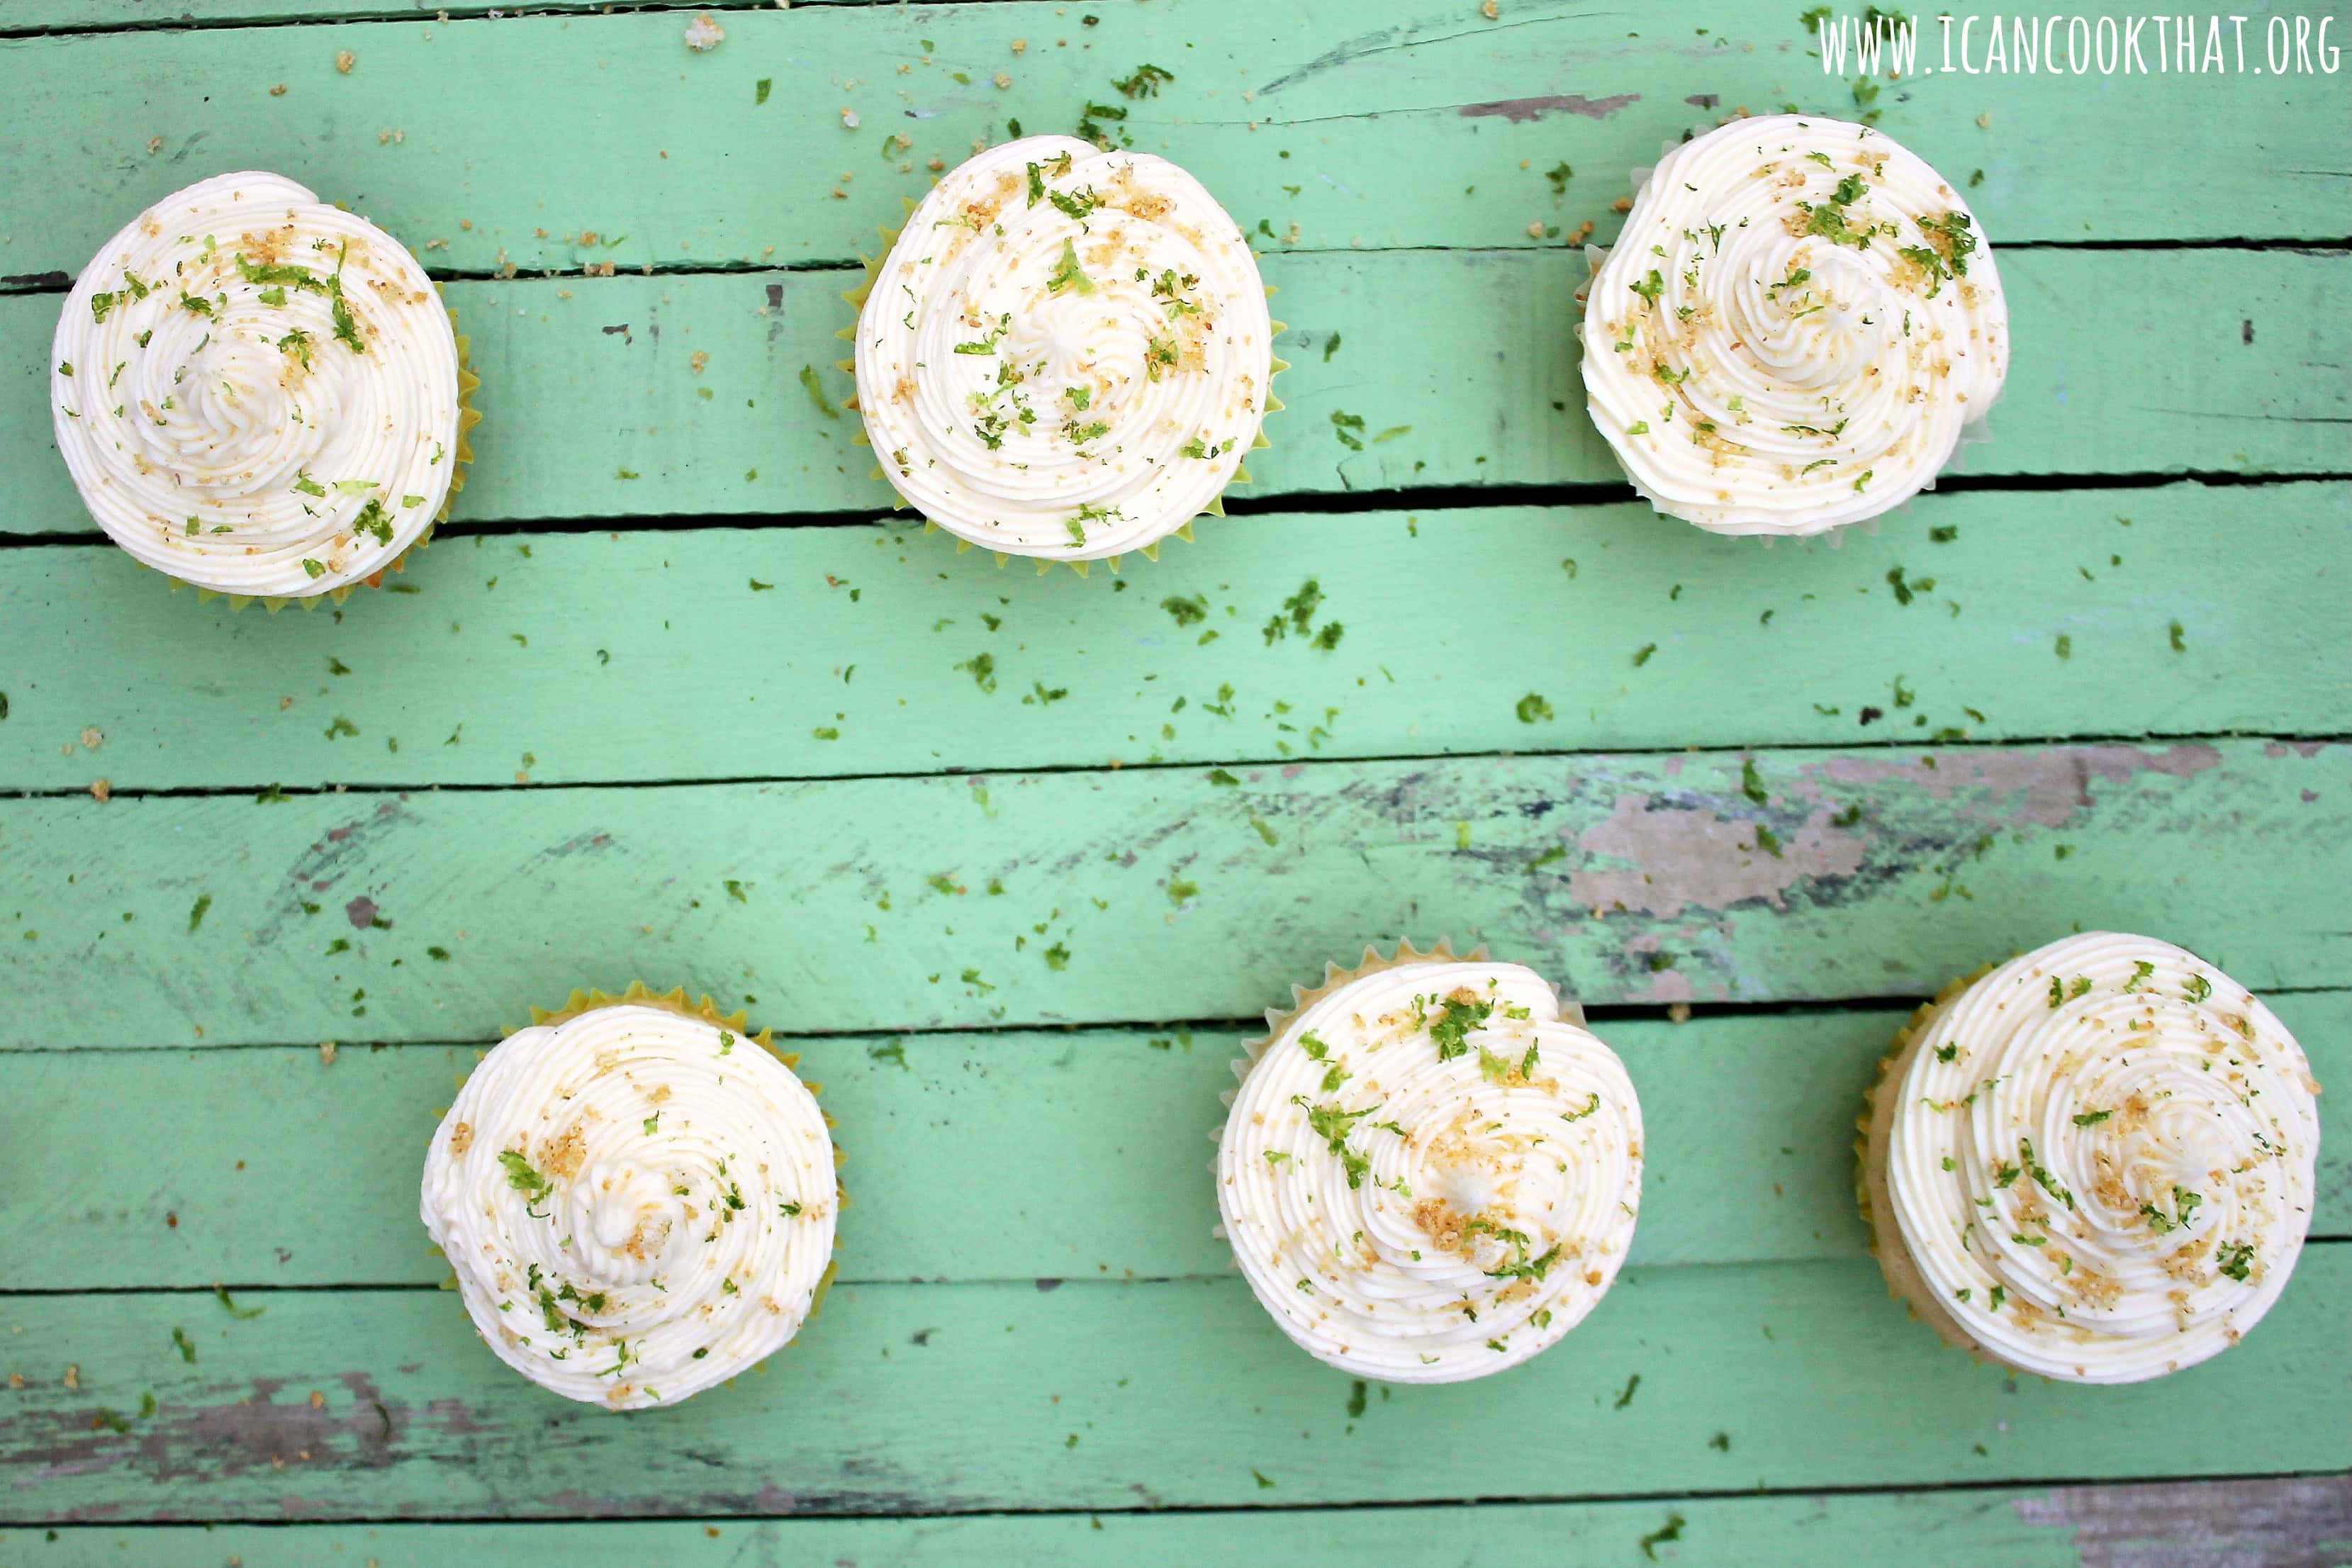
<box><xmin>50</xmin><ymin>172</ymin><xmax>476</xmax><ymax>605</ymax></box>
<box><xmin>1215</xmin><ymin>941</ymin><xmax>1642</xmax><ymax>1383</ymax></box>
<box><xmin>848</xmin><ymin>135</ymin><xmax>1278</xmax><ymax>567</ymax></box>
<box><xmin>1861</xmin><ymin>934</ymin><xmax>2321</xmax><ymax>1384</ymax></box>
<box><xmin>1579</xmin><ymin>114</ymin><xmax>2007</xmax><ymax>537</ymax></box>
<box><xmin>421</xmin><ymin>985</ymin><xmax>839</xmax><ymax>1409</ymax></box>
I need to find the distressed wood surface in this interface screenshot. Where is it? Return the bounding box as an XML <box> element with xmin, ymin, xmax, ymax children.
<box><xmin>11</xmin><ymin>1473</ymin><xmax>2351</xmax><ymax>1567</ymax></box>
<box><xmin>2</xmin><ymin>738</ymin><xmax>2343</xmax><ymax>1049</ymax></box>
<box><xmin>7</xmin><ymin>246</ymin><xmax>2348</xmax><ymax>539</ymax></box>
<box><xmin>1</xmin><ymin>1253</ymin><xmax>2347</xmax><ymax>1522</ymax></box>
<box><xmin>4</xmin><ymin>485</ymin><xmax>2345</xmax><ymax>794</ymax></box>
<box><xmin>3</xmin><ymin>0</ymin><xmax>2348</xmax><ymax>1555</ymax></box>
<box><xmin>4</xmin><ymin>994</ymin><xmax>2346</xmax><ymax>1292</ymax></box>
<box><xmin>3</xmin><ymin>0</ymin><xmax>2349</xmax><ymax>292</ymax></box>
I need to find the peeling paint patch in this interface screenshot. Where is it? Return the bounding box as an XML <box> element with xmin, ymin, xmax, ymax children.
<box><xmin>1813</xmin><ymin>744</ymin><xmax>2224</xmax><ymax>829</ymax></box>
<box><xmin>2013</xmin><ymin>1474</ymin><xmax>2352</xmax><ymax>1567</ymax></box>
<box><xmin>1460</xmin><ymin>92</ymin><xmax>1639</xmax><ymax>123</ymax></box>
<box><xmin>1566</xmin><ymin>796</ymin><xmax>1866</xmax><ymax>917</ymax></box>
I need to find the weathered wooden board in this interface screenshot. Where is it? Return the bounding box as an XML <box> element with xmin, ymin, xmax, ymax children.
<box><xmin>15</xmin><ymin>1474</ymin><xmax>2351</xmax><ymax>1568</ymax></box>
<box><xmin>8</xmin><ymin>247</ymin><xmax>2347</xmax><ymax>539</ymax></box>
<box><xmin>2</xmin><ymin>738</ymin><xmax>2343</xmax><ymax>1048</ymax></box>
<box><xmin>5</xmin><ymin>994</ymin><xmax>2346</xmax><ymax>1292</ymax></box>
<box><xmin>4</xmin><ymin>0</ymin><xmax>2348</xmax><ymax>291</ymax></box>
<box><xmin>4</xmin><ymin>484</ymin><xmax>2345</xmax><ymax>794</ymax></box>
<box><xmin>1</xmin><ymin>1252</ymin><xmax>2346</xmax><ymax>1522</ymax></box>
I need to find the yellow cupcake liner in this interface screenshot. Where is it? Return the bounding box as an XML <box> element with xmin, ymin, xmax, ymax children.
<box><xmin>837</xmin><ymin>200</ymin><xmax>1285</xmax><ymax>576</ymax></box>
<box><xmin>1855</xmin><ymin>963</ymin><xmax>2007</xmax><ymax>1367</ymax></box>
<box><xmin>164</xmin><ymin>294</ymin><xmax>481</xmax><ymax>612</ymax></box>
<box><xmin>430</xmin><ymin>980</ymin><xmax>844</xmax><ymax>1329</ymax></box>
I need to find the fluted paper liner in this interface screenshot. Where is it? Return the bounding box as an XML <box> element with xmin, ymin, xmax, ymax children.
<box><xmin>1854</xmin><ymin>962</ymin><xmax>2015</xmax><ymax>1368</ymax></box>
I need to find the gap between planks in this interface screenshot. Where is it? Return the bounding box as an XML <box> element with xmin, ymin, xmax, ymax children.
<box><xmin>4</xmin><ymin>471</ymin><xmax>2348</xmax><ymax>554</ymax></box>
<box><xmin>6</xmin><ymin>1465</ymin><xmax>2343</xmax><ymax>1525</ymax></box>
<box><xmin>6</xmin><ymin>727</ymin><xmax>2344</xmax><ymax>806</ymax></box>
<box><xmin>6</xmin><ymin>235</ymin><xmax>2348</xmax><ymax>293</ymax></box>
<box><xmin>9</xmin><ymin>982</ymin><xmax>2349</xmax><ymax>1056</ymax></box>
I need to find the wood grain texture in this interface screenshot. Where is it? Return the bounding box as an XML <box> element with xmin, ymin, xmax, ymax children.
<box><xmin>2</xmin><ymin>738</ymin><xmax>2343</xmax><ymax>1048</ymax></box>
<box><xmin>4</xmin><ymin>483</ymin><xmax>2346</xmax><ymax>794</ymax></box>
<box><xmin>14</xmin><ymin>1474</ymin><xmax>2351</xmax><ymax>1568</ymax></box>
<box><xmin>2</xmin><ymin>0</ymin><xmax>2346</xmax><ymax>291</ymax></box>
<box><xmin>1</xmin><ymin>1252</ymin><xmax>2346</xmax><ymax>1523</ymax></box>
<box><xmin>8</xmin><ymin>246</ymin><xmax>2348</xmax><ymax>539</ymax></box>
<box><xmin>4</xmin><ymin>994</ymin><xmax>2345</xmax><ymax>1292</ymax></box>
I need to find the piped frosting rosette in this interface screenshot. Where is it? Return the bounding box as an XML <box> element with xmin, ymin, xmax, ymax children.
<box><xmin>1864</xmin><ymin>934</ymin><xmax>2320</xmax><ymax>1384</ymax></box>
<box><xmin>1579</xmin><ymin>115</ymin><xmax>2007</xmax><ymax>536</ymax></box>
<box><xmin>51</xmin><ymin>171</ymin><xmax>474</xmax><ymax>603</ymax></box>
<box><xmin>1215</xmin><ymin>942</ymin><xmax>1642</xmax><ymax>1383</ymax></box>
<box><xmin>421</xmin><ymin>986</ymin><xmax>840</xmax><ymax>1410</ymax></box>
<box><xmin>849</xmin><ymin>135</ymin><xmax>1279</xmax><ymax>567</ymax></box>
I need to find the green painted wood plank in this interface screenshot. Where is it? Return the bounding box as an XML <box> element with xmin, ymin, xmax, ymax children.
<box><xmin>4</xmin><ymin>483</ymin><xmax>2346</xmax><ymax>795</ymax></box>
<box><xmin>8</xmin><ymin>247</ymin><xmax>2347</xmax><ymax>539</ymax></box>
<box><xmin>16</xmin><ymin>1474</ymin><xmax>2352</xmax><ymax>1568</ymax></box>
<box><xmin>1</xmin><ymin>0</ymin><xmax>882</xmax><ymax>31</ymax></box>
<box><xmin>2</xmin><ymin>1</ymin><xmax>2345</xmax><ymax>291</ymax></box>
<box><xmin>1</xmin><ymin>1253</ymin><xmax>2346</xmax><ymax>1521</ymax></box>
<box><xmin>1</xmin><ymin>737</ymin><xmax>2343</xmax><ymax>1048</ymax></box>
<box><xmin>6</xmin><ymin>995</ymin><xmax>2346</xmax><ymax>1292</ymax></box>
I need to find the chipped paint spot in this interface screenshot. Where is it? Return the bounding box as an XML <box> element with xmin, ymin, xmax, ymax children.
<box><xmin>261</xmin><ymin>799</ymin><xmax>418</xmax><ymax>939</ymax></box>
<box><xmin>343</xmin><ymin>895</ymin><xmax>378</xmax><ymax>931</ymax></box>
<box><xmin>1460</xmin><ymin>92</ymin><xmax>1639</xmax><ymax>123</ymax></box>
<box><xmin>1566</xmin><ymin>796</ymin><xmax>1866</xmax><ymax>918</ymax></box>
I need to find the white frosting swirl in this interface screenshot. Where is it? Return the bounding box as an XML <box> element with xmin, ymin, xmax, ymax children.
<box><xmin>853</xmin><ymin>136</ymin><xmax>1272</xmax><ymax>560</ymax></box>
<box><xmin>1216</xmin><ymin>956</ymin><xmax>1642</xmax><ymax>1383</ymax></box>
<box><xmin>1579</xmin><ymin>115</ymin><xmax>2008</xmax><ymax>536</ymax></box>
<box><xmin>50</xmin><ymin>172</ymin><xmax>461</xmax><ymax>597</ymax></box>
<box><xmin>1883</xmin><ymin>934</ymin><xmax>2320</xmax><ymax>1384</ymax></box>
<box><xmin>420</xmin><ymin>1001</ymin><xmax>839</xmax><ymax>1409</ymax></box>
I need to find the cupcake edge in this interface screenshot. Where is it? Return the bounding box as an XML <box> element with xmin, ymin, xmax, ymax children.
<box><xmin>1855</xmin><ymin>968</ymin><xmax>2005</xmax><ymax>1365</ymax></box>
